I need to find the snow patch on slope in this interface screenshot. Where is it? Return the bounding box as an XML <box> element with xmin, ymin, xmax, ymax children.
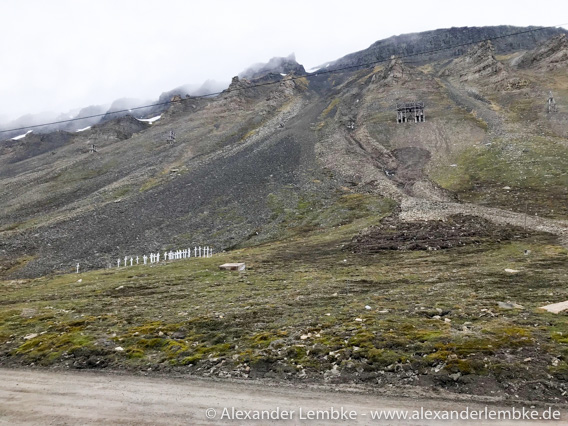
<box><xmin>11</xmin><ymin>130</ymin><xmax>33</xmax><ymax>140</ymax></box>
<box><xmin>136</xmin><ymin>115</ymin><xmax>161</xmax><ymax>124</ymax></box>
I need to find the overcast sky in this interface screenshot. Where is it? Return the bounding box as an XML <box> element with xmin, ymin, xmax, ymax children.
<box><xmin>1</xmin><ymin>0</ymin><xmax>567</xmax><ymax>122</ymax></box>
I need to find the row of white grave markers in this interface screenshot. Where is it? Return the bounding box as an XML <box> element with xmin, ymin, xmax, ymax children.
<box><xmin>116</xmin><ymin>246</ymin><xmax>213</xmax><ymax>268</ymax></box>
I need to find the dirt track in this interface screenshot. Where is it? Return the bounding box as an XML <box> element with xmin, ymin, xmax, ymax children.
<box><xmin>0</xmin><ymin>369</ymin><xmax>566</xmax><ymax>425</ymax></box>
<box><xmin>400</xmin><ymin>197</ymin><xmax>568</xmax><ymax>247</ymax></box>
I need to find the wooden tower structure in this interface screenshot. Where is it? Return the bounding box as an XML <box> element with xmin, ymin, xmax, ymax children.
<box><xmin>396</xmin><ymin>102</ymin><xmax>425</xmax><ymax>123</ymax></box>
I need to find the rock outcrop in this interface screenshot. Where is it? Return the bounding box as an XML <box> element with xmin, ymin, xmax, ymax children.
<box><xmin>321</xmin><ymin>26</ymin><xmax>567</xmax><ymax>72</ymax></box>
<box><xmin>441</xmin><ymin>41</ymin><xmax>507</xmax><ymax>85</ymax></box>
<box><xmin>371</xmin><ymin>57</ymin><xmax>415</xmax><ymax>85</ymax></box>
<box><xmin>517</xmin><ymin>34</ymin><xmax>568</xmax><ymax>69</ymax></box>
<box><xmin>239</xmin><ymin>53</ymin><xmax>306</xmax><ymax>80</ymax></box>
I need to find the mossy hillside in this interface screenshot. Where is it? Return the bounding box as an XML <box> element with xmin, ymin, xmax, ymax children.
<box><xmin>264</xmin><ymin>192</ymin><xmax>396</xmax><ymax>238</ymax></box>
<box><xmin>294</xmin><ymin>77</ymin><xmax>309</xmax><ymax>92</ymax></box>
<box><xmin>51</xmin><ymin>159</ymin><xmax>118</xmax><ymax>185</ymax></box>
<box><xmin>0</xmin><ymin>255</ymin><xmax>35</xmax><ymax>276</ymax></box>
<box><xmin>431</xmin><ymin>136</ymin><xmax>568</xmax><ymax>219</ymax></box>
<box><xmin>320</xmin><ymin>98</ymin><xmax>340</xmax><ymax>119</ymax></box>
<box><xmin>105</xmin><ymin>185</ymin><xmax>132</xmax><ymax>201</ymax></box>
<box><xmin>1</xmin><ymin>216</ymin><xmax>567</xmax><ymax>398</ymax></box>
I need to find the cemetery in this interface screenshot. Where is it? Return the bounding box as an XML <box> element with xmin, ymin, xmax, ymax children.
<box><xmin>115</xmin><ymin>246</ymin><xmax>213</xmax><ymax>269</ymax></box>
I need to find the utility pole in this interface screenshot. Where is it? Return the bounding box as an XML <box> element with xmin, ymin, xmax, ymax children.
<box><xmin>547</xmin><ymin>91</ymin><xmax>557</xmax><ymax>113</ymax></box>
<box><xmin>167</xmin><ymin>130</ymin><xmax>176</xmax><ymax>145</ymax></box>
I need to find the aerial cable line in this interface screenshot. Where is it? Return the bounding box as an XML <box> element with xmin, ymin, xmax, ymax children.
<box><xmin>1</xmin><ymin>22</ymin><xmax>567</xmax><ymax>135</ymax></box>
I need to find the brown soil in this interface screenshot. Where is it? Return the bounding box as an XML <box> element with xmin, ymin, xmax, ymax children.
<box><xmin>348</xmin><ymin>214</ymin><xmax>541</xmax><ymax>252</ymax></box>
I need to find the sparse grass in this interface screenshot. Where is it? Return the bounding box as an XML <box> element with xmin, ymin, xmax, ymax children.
<box><xmin>417</xmin><ymin>64</ymin><xmax>434</xmax><ymax>74</ymax></box>
<box><xmin>106</xmin><ymin>186</ymin><xmax>132</xmax><ymax>200</ymax></box>
<box><xmin>0</xmin><ymin>222</ymin><xmax>25</xmax><ymax>232</ymax></box>
<box><xmin>294</xmin><ymin>77</ymin><xmax>309</xmax><ymax>91</ymax></box>
<box><xmin>0</xmin><ymin>255</ymin><xmax>35</xmax><ymax>276</ymax></box>
<box><xmin>495</xmin><ymin>53</ymin><xmax>520</xmax><ymax>62</ymax></box>
<box><xmin>139</xmin><ymin>177</ymin><xmax>161</xmax><ymax>192</ymax></box>
<box><xmin>240</xmin><ymin>128</ymin><xmax>257</xmax><ymax>141</ymax></box>
<box><xmin>320</xmin><ymin>98</ymin><xmax>340</xmax><ymax>119</ymax></box>
<box><xmin>53</xmin><ymin>160</ymin><xmax>118</xmax><ymax>185</ymax></box>
<box><xmin>261</xmin><ymin>192</ymin><xmax>396</xmax><ymax>241</ymax></box>
<box><xmin>314</xmin><ymin>121</ymin><xmax>326</xmax><ymax>131</ymax></box>
<box><xmin>1</xmin><ymin>214</ymin><xmax>567</xmax><ymax>395</ymax></box>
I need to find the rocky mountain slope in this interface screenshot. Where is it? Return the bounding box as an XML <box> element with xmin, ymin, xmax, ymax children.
<box><xmin>322</xmin><ymin>25</ymin><xmax>568</xmax><ymax>70</ymax></box>
<box><xmin>1</xmin><ymin>26</ymin><xmax>568</xmax><ymax>278</ymax></box>
<box><xmin>0</xmin><ymin>85</ymin><xmax>227</xmax><ymax>140</ymax></box>
<box><xmin>239</xmin><ymin>53</ymin><xmax>306</xmax><ymax>79</ymax></box>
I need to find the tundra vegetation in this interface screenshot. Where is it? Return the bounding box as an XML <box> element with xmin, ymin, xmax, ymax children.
<box><xmin>2</xmin><ymin>29</ymin><xmax>568</xmax><ymax>403</ymax></box>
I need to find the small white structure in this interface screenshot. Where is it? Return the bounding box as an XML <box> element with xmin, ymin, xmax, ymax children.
<box><xmin>219</xmin><ymin>263</ymin><xmax>245</xmax><ymax>271</ymax></box>
<box><xmin>540</xmin><ymin>301</ymin><xmax>568</xmax><ymax>314</ymax></box>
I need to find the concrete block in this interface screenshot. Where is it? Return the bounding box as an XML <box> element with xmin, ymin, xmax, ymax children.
<box><xmin>219</xmin><ymin>263</ymin><xmax>245</xmax><ymax>271</ymax></box>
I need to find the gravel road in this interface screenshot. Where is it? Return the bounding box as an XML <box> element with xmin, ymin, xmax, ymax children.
<box><xmin>1</xmin><ymin>369</ymin><xmax>565</xmax><ymax>425</ymax></box>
